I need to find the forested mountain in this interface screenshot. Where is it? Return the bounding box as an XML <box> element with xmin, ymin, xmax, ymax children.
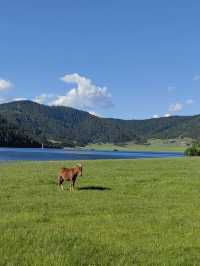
<box><xmin>0</xmin><ymin>113</ymin><xmax>40</xmax><ymax>147</ymax></box>
<box><xmin>0</xmin><ymin>100</ymin><xmax>199</xmax><ymax>147</ymax></box>
<box><xmin>0</xmin><ymin>101</ymin><xmax>141</xmax><ymax>147</ymax></box>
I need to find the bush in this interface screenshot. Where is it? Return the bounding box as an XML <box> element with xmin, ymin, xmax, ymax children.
<box><xmin>185</xmin><ymin>141</ymin><xmax>200</xmax><ymax>156</ymax></box>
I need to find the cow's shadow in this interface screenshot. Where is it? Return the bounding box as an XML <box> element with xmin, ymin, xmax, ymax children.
<box><xmin>78</xmin><ymin>186</ymin><xmax>111</xmax><ymax>191</ymax></box>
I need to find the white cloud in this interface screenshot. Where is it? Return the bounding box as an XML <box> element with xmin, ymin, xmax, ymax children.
<box><xmin>89</xmin><ymin>111</ymin><xmax>100</xmax><ymax>117</ymax></box>
<box><xmin>0</xmin><ymin>97</ymin><xmax>26</xmax><ymax>104</ymax></box>
<box><xmin>168</xmin><ymin>102</ymin><xmax>183</xmax><ymax>113</ymax></box>
<box><xmin>164</xmin><ymin>113</ymin><xmax>171</xmax><ymax>117</ymax></box>
<box><xmin>0</xmin><ymin>79</ymin><xmax>13</xmax><ymax>91</ymax></box>
<box><xmin>193</xmin><ymin>75</ymin><xmax>200</xmax><ymax>81</ymax></box>
<box><xmin>186</xmin><ymin>99</ymin><xmax>195</xmax><ymax>105</ymax></box>
<box><xmin>0</xmin><ymin>98</ymin><xmax>6</xmax><ymax>104</ymax></box>
<box><xmin>33</xmin><ymin>93</ymin><xmax>55</xmax><ymax>104</ymax></box>
<box><xmin>13</xmin><ymin>97</ymin><xmax>27</xmax><ymax>102</ymax></box>
<box><xmin>152</xmin><ymin>114</ymin><xmax>159</xmax><ymax>118</ymax></box>
<box><xmin>50</xmin><ymin>73</ymin><xmax>113</xmax><ymax>109</ymax></box>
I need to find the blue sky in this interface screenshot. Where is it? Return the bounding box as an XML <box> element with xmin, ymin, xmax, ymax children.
<box><xmin>0</xmin><ymin>0</ymin><xmax>200</xmax><ymax>119</ymax></box>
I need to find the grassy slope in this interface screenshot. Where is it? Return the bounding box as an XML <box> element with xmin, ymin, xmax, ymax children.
<box><xmin>1</xmin><ymin>158</ymin><xmax>200</xmax><ymax>265</ymax></box>
<box><xmin>85</xmin><ymin>142</ymin><xmax>187</xmax><ymax>152</ymax></box>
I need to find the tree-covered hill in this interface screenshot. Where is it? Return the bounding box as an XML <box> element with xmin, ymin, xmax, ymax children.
<box><xmin>0</xmin><ymin>113</ymin><xmax>40</xmax><ymax>147</ymax></box>
<box><xmin>0</xmin><ymin>101</ymin><xmax>141</xmax><ymax>147</ymax></box>
<box><xmin>0</xmin><ymin>100</ymin><xmax>199</xmax><ymax>147</ymax></box>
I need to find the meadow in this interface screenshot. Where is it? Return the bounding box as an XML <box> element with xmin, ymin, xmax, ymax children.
<box><xmin>1</xmin><ymin>157</ymin><xmax>200</xmax><ymax>265</ymax></box>
<box><xmin>85</xmin><ymin>138</ymin><xmax>192</xmax><ymax>152</ymax></box>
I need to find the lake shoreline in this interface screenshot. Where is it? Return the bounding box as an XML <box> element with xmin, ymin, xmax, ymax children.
<box><xmin>0</xmin><ymin>147</ymin><xmax>184</xmax><ymax>162</ymax></box>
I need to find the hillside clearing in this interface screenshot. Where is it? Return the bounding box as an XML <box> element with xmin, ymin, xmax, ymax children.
<box><xmin>85</xmin><ymin>138</ymin><xmax>192</xmax><ymax>152</ymax></box>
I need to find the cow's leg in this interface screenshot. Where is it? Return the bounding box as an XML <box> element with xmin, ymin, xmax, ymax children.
<box><xmin>72</xmin><ymin>176</ymin><xmax>77</xmax><ymax>192</ymax></box>
<box><xmin>58</xmin><ymin>176</ymin><xmax>64</xmax><ymax>191</ymax></box>
<box><xmin>69</xmin><ymin>182</ymin><xmax>72</xmax><ymax>192</ymax></box>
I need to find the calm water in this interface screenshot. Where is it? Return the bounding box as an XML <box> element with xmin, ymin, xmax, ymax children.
<box><xmin>0</xmin><ymin>148</ymin><xmax>183</xmax><ymax>161</ymax></box>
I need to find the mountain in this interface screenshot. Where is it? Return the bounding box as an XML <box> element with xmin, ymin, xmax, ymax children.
<box><xmin>0</xmin><ymin>113</ymin><xmax>40</xmax><ymax>147</ymax></box>
<box><xmin>0</xmin><ymin>100</ymin><xmax>199</xmax><ymax>147</ymax></box>
<box><xmin>0</xmin><ymin>101</ymin><xmax>141</xmax><ymax>147</ymax></box>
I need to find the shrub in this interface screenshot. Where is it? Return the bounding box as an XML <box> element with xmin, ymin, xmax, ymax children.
<box><xmin>185</xmin><ymin>141</ymin><xmax>200</xmax><ymax>156</ymax></box>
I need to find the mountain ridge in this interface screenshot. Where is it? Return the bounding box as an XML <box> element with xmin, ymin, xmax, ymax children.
<box><xmin>0</xmin><ymin>100</ymin><xmax>199</xmax><ymax>147</ymax></box>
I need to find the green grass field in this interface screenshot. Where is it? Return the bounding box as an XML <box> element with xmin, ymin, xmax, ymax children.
<box><xmin>1</xmin><ymin>158</ymin><xmax>200</xmax><ymax>265</ymax></box>
<box><xmin>85</xmin><ymin>138</ymin><xmax>192</xmax><ymax>152</ymax></box>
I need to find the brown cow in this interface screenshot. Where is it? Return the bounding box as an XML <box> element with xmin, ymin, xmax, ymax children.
<box><xmin>57</xmin><ymin>163</ymin><xmax>83</xmax><ymax>191</ymax></box>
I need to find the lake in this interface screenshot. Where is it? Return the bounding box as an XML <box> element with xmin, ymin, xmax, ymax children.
<box><xmin>0</xmin><ymin>148</ymin><xmax>183</xmax><ymax>161</ymax></box>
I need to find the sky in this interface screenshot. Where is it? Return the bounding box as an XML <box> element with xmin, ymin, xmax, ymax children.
<box><xmin>1</xmin><ymin>0</ymin><xmax>200</xmax><ymax>119</ymax></box>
